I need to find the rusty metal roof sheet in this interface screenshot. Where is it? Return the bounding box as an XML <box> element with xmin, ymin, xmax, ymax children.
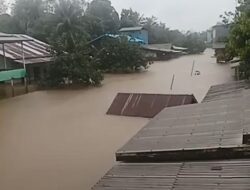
<box><xmin>0</xmin><ymin>33</ymin><xmax>52</xmax><ymax>64</ymax></box>
<box><xmin>202</xmin><ymin>81</ymin><xmax>250</xmax><ymax>102</ymax></box>
<box><xmin>92</xmin><ymin>160</ymin><xmax>250</xmax><ymax>190</ymax></box>
<box><xmin>116</xmin><ymin>90</ymin><xmax>250</xmax><ymax>162</ymax></box>
<box><xmin>107</xmin><ymin>93</ymin><xmax>197</xmax><ymax>118</ymax></box>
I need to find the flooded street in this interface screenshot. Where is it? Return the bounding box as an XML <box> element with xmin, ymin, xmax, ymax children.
<box><xmin>0</xmin><ymin>49</ymin><xmax>233</xmax><ymax>190</ymax></box>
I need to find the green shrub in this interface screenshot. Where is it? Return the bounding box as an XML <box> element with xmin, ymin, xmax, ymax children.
<box><xmin>97</xmin><ymin>38</ymin><xmax>148</xmax><ymax>73</ymax></box>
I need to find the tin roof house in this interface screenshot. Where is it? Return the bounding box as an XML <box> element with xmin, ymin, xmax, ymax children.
<box><xmin>119</xmin><ymin>26</ymin><xmax>149</xmax><ymax>44</ymax></box>
<box><xmin>212</xmin><ymin>23</ymin><xmax>230</xmax><ymax>63</ymax></box>
<box><xmin>0</xmin><ymin>33</ymin><xmax>53</xmax><ymax>82</ymax></box>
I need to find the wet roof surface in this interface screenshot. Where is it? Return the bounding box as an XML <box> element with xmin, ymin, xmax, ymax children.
<box><xmin>119</xmin><ymin>27</ymin><xmax>144</xmax><ymax>32</ymax></box>
<box><xmin>116</xmin><ymin>89</ymin><xmax>250</xmax><ymax>161</ymax></box>
<box><xmin>0</xmin><ymin>34</ymin><xmax>52</xmax><ymax>64</ymax></box>
<box><xmin>92</xmin><ymin>159</ymin><xmax>250</xmax><ymax>190</ymax></box>
<box><xmin>107</xmin><ymin>93</ymin><xmax>197</xmax><ymax>118</ymax></box>
<box><xmin>202</xmin><ymin>81</ymin><xmax>250</xmax><ymax>102</ymax></box>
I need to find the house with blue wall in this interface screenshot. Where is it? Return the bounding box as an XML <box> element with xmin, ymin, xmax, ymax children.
<box><xmin>119</xmin><ymin>27</ymin><xmax>149</xmax><ymax>44</ymax></box>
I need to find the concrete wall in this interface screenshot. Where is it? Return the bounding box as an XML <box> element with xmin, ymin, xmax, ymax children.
<box><xmin>213</xmin><ymin>25</ymin><xmax>229</xmax><ymax>43</ymax></box>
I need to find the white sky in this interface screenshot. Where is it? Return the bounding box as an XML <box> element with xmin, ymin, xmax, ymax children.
<box><xmin>110</xmin><ymin>0</ymin><xmax>237</xmax><ymax>31</ymax></box>
<box><xmin>6</xmin><ymin>0</ymin><xmax>237</xmax><ymax>32</ymax></box>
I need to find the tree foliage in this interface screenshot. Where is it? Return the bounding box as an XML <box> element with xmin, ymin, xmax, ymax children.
<box><xmin>226</xmin><ymin>0</ymin><xmax>250</xmax><ymax>79</ymax></box>
<box><xmin>48</xmin><ymin>0</ymin><xmax>103</xmax><ymax>86</ymax></box>
<box><xmin>86</xmin><ymin>0</ymin><xmax>119</xmax><ymax>34</ymax></box>
<box><xmin>97</xmin><ymin>38</ymin><xmax>148</xmax><ymax>73</ymax></box>
<box><xmin>12</xmin><ymin>0</ymin><xmax>45</xmax><ymax>34</ymax></box>
<box><xmin>120</xmin><ymin>8</ymin><xmax>143</xmax><ymax>28</ymax></box>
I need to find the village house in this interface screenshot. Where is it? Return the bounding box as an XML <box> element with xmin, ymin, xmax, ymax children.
<box><xmin>0</xmin><ymin>33</ymin><xmax>52</xmax><ymax>82</ymax></box>
<box><xmin>119</xmin><ymin>26</ymin><xmax>149</xmax><ymax>44</ymax></box>
<box><xmin>212</xmin><ymin>23</ymin><xmax>230</xmax><ymax>63</ymax></box>
<box><xmin>142</xmin><ymin>43</ymin><xmax>187</xmax><ymax>60</ymax></box>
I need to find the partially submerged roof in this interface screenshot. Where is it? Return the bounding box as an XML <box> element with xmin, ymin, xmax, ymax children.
<box><xmin>116</xmin><ymin>90</ymin><xmax>250</xmax><ymax>162</ymax></box>
<box><xmin>0</xmin><ymin>34</ymin><xmax>52</xmax><ymax>64</ymax></box>
<box><xmin>89</xmin><ymin>34</ymin><xmax>145</xmax><ymax>45</ymax></box>
<box><xmin>119</xmin><ymin>26</ymin><xmax>145</xmax><ymax>32</ymax></box>
<box><xmin>202</xmin><ymin>81</ymin><xmax>250</xmax><ymax>103</ymax></box>
<box><xmin>107</xmin><ymin>93</ymin><xmax>197</xmax><ymax>118</ymax></box>
<box><xmin>172</xmin><ymin>45</ymin><xmax>188</xmax><ymax>51</ymax></box>
<box><xmin>213</xmin><ymin>42</ymin><xmax>226</xmax><ymax>49</ymax></box>
<box><xmin>142</xmin><ymin>43</ymin><xmax>182</xmax><ymax>53</ymax></box>
<box><xmin>92</xmin><ymin>160</ymin><xmax>250</xmax><ymax>190</ymax></box>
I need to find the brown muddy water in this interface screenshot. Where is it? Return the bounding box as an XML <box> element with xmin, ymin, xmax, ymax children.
<box><xmin>0</xmin><ymin>49</ymin><xmax>233</xmax><ymax>190</ymax></box>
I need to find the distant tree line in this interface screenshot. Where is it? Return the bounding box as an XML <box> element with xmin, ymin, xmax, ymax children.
<box><xmin>0</xmin><ymin>0</ymin><xmax>206</xmax><ymax>86</ymax></box>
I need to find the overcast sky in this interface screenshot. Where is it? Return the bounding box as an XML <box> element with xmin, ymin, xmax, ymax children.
<box><xmin>110</xmin><ymin>0</ymin><xmax>237</xmax><ymax>32</ymax></box>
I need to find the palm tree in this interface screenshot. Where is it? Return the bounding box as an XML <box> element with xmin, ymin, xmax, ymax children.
<box><xmin>54</xmin><ymin>0</ymin><xmax>86</xmax><ymax>51</ymax></box>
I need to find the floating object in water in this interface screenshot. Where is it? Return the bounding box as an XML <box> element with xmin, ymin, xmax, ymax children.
<box><xmin>195</xmin><ymin>70</ymin><xmax>201</xmax><ymax>75</ymax></box>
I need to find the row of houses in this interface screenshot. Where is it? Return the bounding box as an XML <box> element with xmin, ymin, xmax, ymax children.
<box><xmin>92</xmin><ymin>80</ymin><xmax>250</xmax><ymax>189</ymax></box>
<box><xmin>0</xmin><ymin>27</ymin><xmax>187</xmax><ymax>86</ymax></box>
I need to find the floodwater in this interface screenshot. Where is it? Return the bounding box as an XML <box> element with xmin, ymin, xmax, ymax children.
<box><xmin>0</xmin><ymin>49</ymin><xmax>233</xmax><ymax>190</ymax></box>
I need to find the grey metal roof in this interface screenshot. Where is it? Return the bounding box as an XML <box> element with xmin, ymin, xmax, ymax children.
<box><xmin>119</xmin><ymin>26</ymin><xmax>144</xmax><ymax>32</ymax></box>
<box><xmin>116</xmin><ymin>89</ymin><xmax>250</xmax><ymax>162</ymax></box>
<box><xmin>0</xmin><ymin>32</ymin><xmax>32</xmax><ymax>43</ymax></box>
<box><xmin>142</xmin><ymin>43</ymin><xmax>182</xmax><ymax>53</ymax></box>
<box><xmin>92</xmin><ymin>160</ymin><xmax>250</xmax><ymax>190</ymax></box>
<box><xmin>0</xmin><ymin>34</ymin><xmax>52</xmax><ymax>64</ymax></box>
<box><xmin>213</xmin><ymin>42</ymin><xmax>226</xmax><ymax>49</ymax></box>
<box><xmin>202</xmin><ymin>81</ymin><xmax>250</xmax><ymax>103</ymax></box>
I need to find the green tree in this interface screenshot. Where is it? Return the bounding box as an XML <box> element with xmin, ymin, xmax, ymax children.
<box><xmin>0</xmin><ymin>14</ymin><xmax>22</xmax><ymax>33</ymax></box>
<box><xmin>48</xmin><ymin>0</ymin><xmax>103</xmax><ymax>86</ymax></box>
<box><xmin>12</xmin><ymin>0</ymin><xmax>45</xmax><ymax>34</ymax></box>
<box><xmin>120</xmin><ymin>9</ymin><xmax>143</xmax><ymax>28</ymax></box>
<box><xmin>86</xmin><ymin>0</ymin><xmax>119</xmax><ymax>34</ymax></box>
<box><xmin>53</xmin><ymin>0</ymin><xmax>87</xmax><ymax>51</ymax></box>
<box><xmin>97</xmin><ymin>38</ymin><xmax>148</xmax><ymax>73</ymax></box>
<box><xmin>182</xmin><ymin>32</ymin><xmax>206</xmax><ymax>54</ymax></box>
<box><xmin>226</xmin><ymin>0</ymin><xmax>250</xmax><ymax>79</ymax></box>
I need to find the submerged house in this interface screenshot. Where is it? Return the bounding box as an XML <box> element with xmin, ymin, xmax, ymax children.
<box><xmin>119</xmin><ymin>26</ymin><xmax>149</xmax><ymax>44</ymax></box>
<box><xmin>89</xmin><ymin>27</ymin><xmax>187</xmax><ymax>61</ymax></box>
<box><xmin>212</xmin><ymin>23</ymin><xmax>230</xmax><ymax>63</ymax></box>
<box><xmin>142</xmin><ymin>43</ymin><xmax>187</xmax><ymax>60</ymax></box>
<box><xmin>0</xmin><ymin>33</ymin><xmax>52</xmax><ymax>82</ymax></box>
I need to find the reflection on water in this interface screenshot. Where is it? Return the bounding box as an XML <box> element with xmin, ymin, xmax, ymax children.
<box><xmin>0</xmin><ymin>49</ymin><xmax>232</xmax><ymax>190</ymax></box>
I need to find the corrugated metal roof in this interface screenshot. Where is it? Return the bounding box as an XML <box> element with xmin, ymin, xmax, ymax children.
<box><xmin>213</xmin><ymin>42</ymin><xmax>226</xmax><ymax>49</ymax></box>
<box><xmin>116</xmin><ymin>90</ymin><xmax>250</xmax><ymax>162</ymax></box>
<box><xmin>89</xmin><ymin>34</ymin><xmax>145</xmax><ymax>45</ymax></box>
<box><xmin>0</xmin><ymin>32</ymin><xmax>32</xmax><ymax>43</ymax></box>
<box><xmin>202</xmin><ymin>81</ymin><xmax>250</xmax><ymax>103</ymax></box>
<box><xmin>0</xmin><ymin>33</ymin><xmax>52</xmax><ymax>64</ymax></box>
<box><xmin>119</xmin><ymin>26</ymin><xmax>144</xmax><ymax>32</ymax></box>
<box><xmin>92</xmin><ymin>160</ymin><xmax>250</xmax><ymax>190</ymax></box>
<box><xmin>107</xmin><ymin>93</ymin><xmax>197</xmax><ymax>118</ymax></box>
<box><xmin>142</xmin><ymin>44</ymin><xmax>182</xmax><ymax>53</ymax></box>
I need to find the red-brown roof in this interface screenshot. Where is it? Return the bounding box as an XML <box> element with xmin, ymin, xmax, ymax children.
<box><xmin>107</xmin><ymin>93</ymin><xmax>197</xmax><ymax>118</ymax></box>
